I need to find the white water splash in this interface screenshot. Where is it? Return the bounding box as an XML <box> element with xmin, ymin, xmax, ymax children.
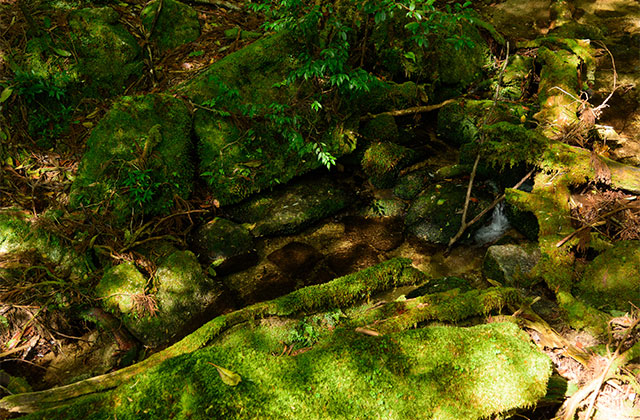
<box><xmin>474</xmin><ymin>202</ymin><xmax>510</xmax><ymax>245</ymax></box>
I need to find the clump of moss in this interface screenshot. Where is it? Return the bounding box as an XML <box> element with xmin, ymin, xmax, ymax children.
<box><xmin>70</xmin><ymin>94</ymin><xmax>193</xmax><ymax>226</ymax></box>
<box><xmin>359</xmin><ymin>114</ymin><xmax>399</xmax><ymax>143</ymax></box>
<box><xmin>361</xmin><ymin>142</ymin><xmax>415</xmax><ymax>188</ymax></box>
<box><xmin>575</xmin><ymin>241</ymin><xmax>640</xmax><ymax>312</ymax></box>
<box><xmin>141</xmin><ymin>0</ymin><xmax>200</xmax><ymax>52</ymax></box>
<box><xmin>480</xmin><ymin>122</ymin><xmax>548</xmax><ymax>170</ymax></box>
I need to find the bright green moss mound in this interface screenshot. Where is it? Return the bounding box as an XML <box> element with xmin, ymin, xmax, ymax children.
<box><xmin>576</xmin><ymin>241</ymin><xmax>640</xmax><ymax>312</ymax></box>
<box><xmin>28</xmin><ymin>322</ymin><xmax>550</xmax><ymax>420</ymax></box>
<box><xmin>70</xmin><ymin>94</ymin><xmax>193</xmax><ymax>225</ymax></box>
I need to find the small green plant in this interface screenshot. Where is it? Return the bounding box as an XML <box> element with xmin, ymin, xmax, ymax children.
<box><xmin>120</xmin><ymin>168</ymin><xmax>161</xmax><ymax>208</ymax></box>
<box><xmin>13</xmin><ymin>69</ymin><xmax>74</xmax><ymax>147</ymax></box>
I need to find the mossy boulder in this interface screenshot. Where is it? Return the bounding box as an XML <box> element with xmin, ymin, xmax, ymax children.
<box><xmin>361</xmin><ymin>142</ymin><xmax>415</xmax><ymax>188</ymax></box>
<box><xmin>0</xmin><ymin>210</ymin><xmax>90</xmax><ymax>281</ymax></box>
<box><xmin>69</xmin><ymin>94</ymin><xmax>193</xmax><ymax>226</ymax></box>
<box><xmin>483</xmin><ymin>243</ymin><xmax>541</xmax><ymax>287</ymax></box>
<box><xmin>575</xmin><ymin>241</ymin><xmax>640</xmax><ymax>312</ymax></box>
<box><xmin>28</xmin><ymin>320</ymin><xmax>551</xmax><ymax>420</ymax></box>
<box><xmin>68</xmin><ymin>7</ymin><xmax>142</xmax><ymax>95</ymax></box>
<box><xmin>141</xmin><ymin>0</ymin><xmax>200</xmax><ymax>52</ymax></box>
<box><xmin>359</xmin><ymin>114</ymin><xmax>399</xmax><ymax>143</ymax></box>
<box><xmin>479</xmin><ymin>122</ymin><xmax>548</xmax><ymax>170</ymax></box>
<box><xmin>179</xmin><ymin>32</ymin><xmax>357</xmax><ymax>205</ymax></box>
<box><xmin>405</xmin><ymin>181</ymin><xmax>492</xmax><ymax>244</ymax></box>
<box><xmin>98</xmin><ymin>251</ymin><xmax>229</xmax><ymax>347</ymax></box>
<box><xmin>393</xmin><ymin>170</ymin><xmax>430</xmax><ymax>200</ymax></box>
<box><xmin>227</xmin><ymin>177</ymin><xmax>350</xmax><ymax>237</ymax></box>
<box><xmin>190</xmin><ymin>217</ymin><xmax>258</xmax><ymax>276</ymax></box>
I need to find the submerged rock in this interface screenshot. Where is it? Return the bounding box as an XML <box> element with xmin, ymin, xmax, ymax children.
<box><xmin>227</xmin><ymin>177</ymin><xmax>350</xmax><ymax>237</ymax></box>
<box><xmin>70</xmin><ymin>94</ymin><xmax>193</xmax><ymax>226</ymax></box>
<box><xmin>405</xmin><ymin>181</ymin><xmax>491</xmax><ymax>244</ymax></box>
<box><xmin>68</xmin><ymin>7</ymin><xmax>142</xmax><ymax>95</ymax></box>
<box><xmin>576</xmin><ymin>240</ymin><xmax>640</xmax><ymax>311</ymax></box>
<box><xmin>267</xmin><ymin>242</ymin><xmax>322</xmax><ymax>276</ymax></box>
<box><xmin>191</xmin><ymin>217</ymin><xmax>258</xmax><ymax>276</ymax></box>
<box><xmin>141</xmin><ymin>0</ymin><xmax>200</xmax><ymax>52</ymax></box>
<box><xmin>483</xmin><ymin>243</ymin><xmax>541</xmax><ymax>287</ymax></box>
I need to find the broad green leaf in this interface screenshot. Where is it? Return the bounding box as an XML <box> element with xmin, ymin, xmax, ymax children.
<box><xmin>209</xmin><ymin>363</ymin><xmax>241</xmax><ymax>386</ymax></box>
<box><xmin>0</xmin><ymin>87</ymin><xmax>12</xmax><ymax>103</ymax></box>
<box><xmin>53</xmin><ymin>48</ymin><xmax>72</xmax><ymax>57</ymax></box>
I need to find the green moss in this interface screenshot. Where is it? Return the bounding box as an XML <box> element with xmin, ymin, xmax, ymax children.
<box><xmin>96</xmin><ymin>262</ymin><xmax>146</xmax><ymax>314</ymax></box>
<box><xmin>480</xmin><ymin>122</ymin><xmax>548</xmax><ymax>170</ymax></box>
<box><xmin>68</xmin><ymin>7</ymin><xmax>142</xmax><ymax>95</ymax></box>
<box><xmin>393</xmin><ymin>170</ymin><xmax>429</xmax><ymax>200</ymax></box>
<box><xmin>27</xmin><ymin>321</ymin><xmax>550</xmax><ymax>420</ymax></box>
<box><xmin>437</xmin><ymin>100</ymin><xmax>530</xmax><ymax>147</ymax></box>
<box><xmin>359</xmin><ymin>114</ymin><xmax>399</xmax><ymax>143</ymax></box>
<box><xmin>500</xmin><ymin>55</ymin><xmax>534</xmax><ymax>100</ymax></box>
<box><xmin>534</xmin><ymin>47</ymin><xmax>581</xmax><ymax>135</ymax></box>
<box><xmin>181</xmin><ymin>32</ymin><xmax>358</xmax><ymax>205</ymax></box>
<box><xmin>361</xmin><ymin>142</ymin><xmax>415</xmax><ymax>188</ymax></box>
<box><xmin>0</xmin><ymin>210</ymin><xmax>90</xmax><ymax>281</ymax></box>
<box><xmin>227</xmin><ymin>177</ymin><xmax>349</xmax><ymax>237</ymax></box>
<box><xmin>405</xmin><ymin>181</ymin><xmax>491</xmax><ymax>244</ymax></box>
<box><xmin>69</xmin><ymin>94</ymin><xmax>193</xmax><ymax>225</ymax></box>
<box><xmin>576</xmin><ymin>241</ymin><xmax>640</xmax><ymax>311</ymax></box>
<box><xmin>141</xmin><ymin>0</ymin><xmax>200</xmax><ymax>52</ymax></box>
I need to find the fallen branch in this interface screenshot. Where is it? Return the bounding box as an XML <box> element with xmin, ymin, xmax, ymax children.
<box><xmin>360</xmin><ymin>99</ymin><xmax>456</xmax><ymax>121</ymax></box>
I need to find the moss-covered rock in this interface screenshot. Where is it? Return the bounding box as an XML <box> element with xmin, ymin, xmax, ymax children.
<box><xmin>393</xmin><ymin>170</ymin><xmax>430</xmax><ymax>200</ymax></box>
<box><xmin>190</xmin><ymin>217</ymin><xmax>257</xmax><ymax>276</ymax></box>
<box><xmin>483</xmin><ymin>243</ymin><xmax>541</xmax><ymax>287</ymax></box>
<box><xmin>359</xmin><ymin>114</ymin><xmax>399</xmax><ymax>143</ymax></box>
<box><xmin>405</xmin><ymin>181</ymin><xmax>492</xmax><ymax>244</ymax></box>
<box><xmin>69</xmin><ymin>94</ymin><xmax>193</xmax><ymax>226</ymax></box>
<box><xmin>141</xmin><ymin>0</ymin><xmax>200</xmax><ymax>52</ymax></box>
<box><xmin>68</xmin><ymin>7</ymin><xmax>142</xmax><ymax>95</ymax></box>
<box><xmin>0</xmin><ymin>209</ymin><xmax>90</xmax><ymax>281</ymax></box>
<box><xmin>227</xmin><ymin>176</ymin><xmax>350</xmax><ymax>237</ymax></box>
<box><xmin>98</xmin><ymin>251</ymin><xmax>230</xmax><ymax>347</ymax></box>
<box><xmin>180</xmin><ymin>32</ymin><xmax>357</xmax><ymax>205</ymax></box>
<box><xmin>26</xmin><ymin>321</ymin><xmax>551</xmax><ymax>420</ymax></box>
<box><xmin>406</xmin><ymin>276</ymin><xmax>472</xmax><ymax>298</ymax></box>
<box><xmin>575</xmin><ymin>241</ymin><xmax>640</xmax><ymax>312</ymax></box>
<box><xmin>361</xmin><ymin>142</ymin><xmax>415</xmax><ymax>188</ymax></box>
<box><xmin>96</xmin><ymin>262</ymin><xmax>146</xmax><ymax>315</ymax></box>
